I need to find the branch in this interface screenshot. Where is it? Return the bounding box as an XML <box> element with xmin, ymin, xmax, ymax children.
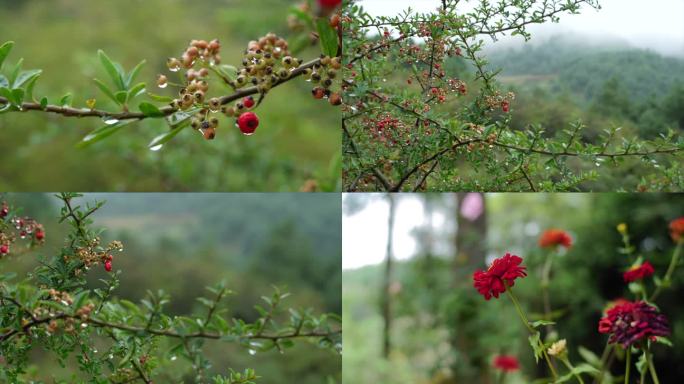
<box><xmin>0</xmin><ymin>58</ymin><xmax>321</xmax><ymax>122</ymax></box>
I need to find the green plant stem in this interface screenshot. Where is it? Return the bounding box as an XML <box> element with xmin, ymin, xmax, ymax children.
<box><xmin>593</xmin><ymin>342</ymin><xmax>612</xmax><ymax>384</ymax></box>
<box><xmin>541</xmin><ymin>251</ymin><xmax>555</xmax><ymax>330</ymax></box>
<box><xmin>646</xmin><ymin>348</ymin><xmax>660</xmax><ymax>384</ymax></box>
<box><xmin>561</xmin><ymin>357</ymin><xmax>585</xmax><ymax>384</ymax></box>
<box><xmin>505</xmin><ymin>286</ymin><xmax>558</xmax><ymax>379</ymax></box>
<box><xmin>625</xmin><ymin>348</ymin><xmax>631</xmax><ymax>384</ymax></box>
<box><xmin>650</xmin><ymin>240</ymin><xmax>683</xmax><ymax>301</ymax></box>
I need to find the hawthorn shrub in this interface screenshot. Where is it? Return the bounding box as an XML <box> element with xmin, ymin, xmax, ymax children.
<box><xmin>341</xmin><ymin>0</ymin><xmax>684</xmax><ymax>192</ymax></box>
<box><xmin>0</xmin><ymin>0</ymin><xmax>341</xmax><ymax>156</ymax></box>
<box><xmin>477</xmin><ymin>222</ymin><xmax>683</xmax><ymax>383</ymax></box>
<box><xmin>0</xmin><ymin>194</ymin><xmax>341</xmax><ymax>383</ymax></box>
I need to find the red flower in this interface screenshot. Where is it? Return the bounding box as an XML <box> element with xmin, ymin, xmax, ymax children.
<box><xmin>670</xmin><ymin>217</ymin><xmax>684</xmax><ymax>242</ymax></box>
<box><xmin>623</xmin><ymin>261</ymin><xmax>655</xmax><ymax>282</ymax></box>
<box><xmin>598</xmin><ymin>300</ymin><xmax>669</xmax><ymax>348</ymax></box>
<box><xmin>539</xmin><ymin>229</ymin><xmax>572</xmax><ymax>249</ymax></box>
<box><xmin>473</xmin><ymin>253</ymin><xmax>527</xmax><ymax>300</ymax></box>
<box><xmin>493</xmin><ymin>355</ymin><xmax>520</xmax><ymax>372</ymax></box>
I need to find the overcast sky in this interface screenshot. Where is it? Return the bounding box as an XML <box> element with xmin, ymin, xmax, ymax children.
<box><xmin>358</xmin><ymin>0</ymin><xmax>684</xmax><ymax>57</ymax></box>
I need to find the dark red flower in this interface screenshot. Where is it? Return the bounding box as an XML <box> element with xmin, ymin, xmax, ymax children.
<box><xmin>493</xmin><ymin>355</ymin><xmax>520</xmax><ymax>372</ymax></box>
<box><xmin>539</xmin><ymin>229</ymin><xmax>572</xmax><ymax>249</ymax></box>
<box><xmin>623</xmin><ymin>261</ymin><xmax>655</xmax><ymax>282</ymax></box>
<box><xmin>670</xmin><ymin>217</ymin><xmax>684</xmax><ymax>242</ymax></box>
<box><xmin>473</xmin><ymin>253</ymin><xmax>527</xmax><ymax>300</ymax></box>
<box><xmin>598</xmin><ymin>300</ymin><xmax>669</xmax><ymax>348</ymax></box>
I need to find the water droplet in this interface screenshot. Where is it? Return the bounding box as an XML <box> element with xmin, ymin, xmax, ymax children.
<box><xmin>109</xmin><ymin>354</ymin><xmax>114</xmax><ymax>359</ymax></box>
<box><xmin>81</xmin><ymin>323</ymin><xmax>88</xmax><ymax>328</ymax></box>
<box><xmin>248</xmin><ymin>349</ymin><xmax>257</xmax><ymax>356</ymax></box>
<box><xmin>158</xmin><ymin>83</ymin><xmax>168</xmax><ymax>89</ymax></box>
<box><xmin>242</xmin><ymin>132</ymin><xmax>255</xmax><ymax>136</ymax></box>
<box><xmin>150</xmin><ymin>144</ymin><xmax>163</xmax><ymax>151</ymax></box>
<box><xmin>93</xmin><ymin>349</ymin><xmax>98</xmax><ymax>353</ymax></box>
<box><xmin>170</xmin><ymin>67</ymin><xmax>180</xmax><ymax>73</ymax></box>
<box><xmin>103</xmin><ymin>117</ymin><xmax>120</xmax><ymax>125</ymax></box>
<box><xmin>170</xmin><ymin>355</ymin><xmax>177</xmax><ymax>361</ymax></box>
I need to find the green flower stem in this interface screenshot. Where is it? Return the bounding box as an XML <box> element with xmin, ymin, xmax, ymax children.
<box><xmin>625</xmin><ymin>348</ymin><xmax>631</xmax><ymax>384</ymax></box>
<box><xmin>650</xmin><ymin>240</ymin><xmax>683</xmax><ymax>301</ymax></box>
<box><xmin>505</xmin><ymin>286</ymin><xmax>558</xmax><ymax>379</ymax></box>
<box><xmin>561</xmin><ymin>357</ymin><xmax>585</xmax><ymax>384</ymax></box>
<box><xmin>646</xmin><ymin>348</ymin><xmax>660</xmax><ymax>384</ymax></box>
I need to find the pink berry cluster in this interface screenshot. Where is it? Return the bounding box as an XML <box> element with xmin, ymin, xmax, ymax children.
<box><xmin>0</xmin><ymin>201</ymin><xmax>45</xmax><ymax>257</ymax></box>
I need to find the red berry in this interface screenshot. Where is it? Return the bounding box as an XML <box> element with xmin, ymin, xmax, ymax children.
<box><xmin>104</xmin><ymin>260</ymin><xmax>112</xmax><ymax>272</ymax></box>
<box><xmin>243</xmin><ymin>96</ymin><xmax>255</xmax><ymax>109</ymax></box>
<box><xmin>237</xmin><ymin>112</ymin><xmax>259</xmax><ymax>135</ymax></box>
<box><xmin>502</xmin><ymin>101</ymin><xmax>510</xmax><ymax>113</ymax></box>
<box><xmin>317</xmin><ymin>0</ymin><xmax>342</xmax><ymax>8</ymax></box>
<box><xmin>35</xmin><ymin>230</ymin><xmax>45</xmax><ymax>241</ymax></box>
<box><xmin>0</xmin><ymin>207</ymin><xmax>8</xmax><ymax>218</ymax></box>
<box><xmin>0</xmin><ymin>244</ymin><xmax>9</xmax><ymax>255</ymax></box>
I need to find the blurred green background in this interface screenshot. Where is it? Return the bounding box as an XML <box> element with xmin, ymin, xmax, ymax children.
<box><xmin>0</xmin><ymin>0</ymin><xmax>340</xmax><ymax>191</ymax></box>
<box><xmin>343</xmin><ymin>193</ymin><xmax>684</xmax><ymax>383</ymax></box>
<box><xmin>2</xmin><ymin>193</ymin><xmax>341</xmax><ymax>383</ymax></box>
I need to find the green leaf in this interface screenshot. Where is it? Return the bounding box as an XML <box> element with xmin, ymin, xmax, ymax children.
<box><xmin>0</xmin><ymin>74</ymin><xmax>7</xmax><ymax>88</ymax></box>
<box><xmin>0</xmin><ymin>41</ymin><xmax>14</xmax><ymax>70</ymax></box>
<box><xmin>93</xmin><ymin>78</ymin><xmax>120</xmax><ymax>105</ymax></box>
<box><xmin>316</xmin><ymin>18</ymin><xmax>339</xmax><ymax>57</ymax></box>
<box><xmin>139</xmin><ymin>102</ymin><xmax>164</xmax><ymax>117</ymax></box>
<box><xmin>114</xmin><ymin>90</ymin><xmax>128</xmax><ymax>105</ymax></box>
<box><xmin>59</xmin><ymin>93</ymin><xmax>72</xmax><ymax>107</ymax></box>
<box><xmin>14</xmin><ymin>69</ymin><xmax>42</xmax><ymax>88</ymax></box>
<box><xmin>24</xmin><ymin>72</ymin><xmax>41</xmax><ymax>102</ymax></box>
<box><xmin>39</xmin><ymin>97</ymin><xmax>48</xmax><ymax>109</ymax></box>
<box><xmin>530</xmin><ymin>320</ymin><xmax>556</xmax><ymax>328</ymax></box>
<box><xmin>77</xmin><ymin>120</ymin><xmax>134</xmax><ymax>148</ymax></box>
<box><xmin>8</xmin><ymin>57</ymin><xmax>23</xmax><ymax>86</ymax></box>
<box><xmin>578</xmin><ymin>346</ymin><xmax>601</xmax><ymax>367</ymax></box>
<box><xmin>127</xmin><ymin>82</ymin><xmax>146</xmax><ymax>101</ymax></box>
<box><xmin>147</xmin><ymin>92</ymin><xmax>175</xmax><ymax>103</ymax></box>
<box><xmin>126</xmin><ymin>59</ymin><xmax>146</xmax><ymax>88</ymax></box>
<box><xmin>528</xmin><ymin>332</ymin><xmax>544</xmax><ymax>363</ymax></box>
<box><xmin>654</xmin><ymin>336</ymin><xmax>673</xmax><ymax>347</ymax></box>
<box><xmin>148</xmin><ymin>123</ymin><xmax>187</xmax><ymax>149</ymax></box>
<box><xmin>98</xmin><ymin>50</ymin><xmax>125</xmax><ymax>91</ymax></box>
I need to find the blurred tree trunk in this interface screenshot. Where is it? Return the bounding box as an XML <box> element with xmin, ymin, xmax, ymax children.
<box><xmin>382</xmin><ymin>194</ymin><xmax>396</xmax><ymax>359</ymax></box>
<box><xmin>451</xmin><ymin>193</ymin><xmax>488</xmax><ymax>382</ymax></box>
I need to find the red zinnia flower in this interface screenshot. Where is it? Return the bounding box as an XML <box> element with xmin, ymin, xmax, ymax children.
<box><xmin>623</xmin><ymin>261</ymin><xmax>655</xmax><ymax>282</ymax></box>
<box><xmin>598</xmin><ymin>300</ymin><xmax>669</xmax><ymax>348</ymax></box>
<box><xmin>539</xmin><ymin>229</ymin><xmax>572</xmax><ymax>249</ymax></box>
<box><xmin>669</xmin><ymin>217</ymin><xmax>684</xmax><ymax>242</ymax></box>
<box><xmin>473</xmin><ymin>253</ymin><xmax>527</xmax><ymax>300</ymax></box>
<box><xmin>493</xmin><ymin>355</ymin><xmax>520</xmax><ymax>372</ymax></box>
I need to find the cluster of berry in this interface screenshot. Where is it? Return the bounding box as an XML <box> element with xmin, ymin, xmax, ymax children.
<box><xmin>0</xmin><ymin>201</ymin><xmax>45</xmax><ymax>256</ymax></box>
<box><xmin>72</xmin><ymin>240</ymin><xmax>123</xmax><ymax>274</ymax></box>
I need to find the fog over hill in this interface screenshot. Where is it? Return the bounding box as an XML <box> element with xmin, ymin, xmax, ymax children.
<box><xmin>359</xmin><ymin>0</ymin><xmax>684</xmax><ymax>58</ymax></box>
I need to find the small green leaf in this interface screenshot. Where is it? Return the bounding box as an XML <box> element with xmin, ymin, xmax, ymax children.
<box><xmin>654</xmin><ymin>336</ymin><xmax>673</xmax><ymax>347</ymax></box>
<box><xmin>93</xmin><ymin>78</ymin><xmax>120</xmax><ymax>105</ymax></box>
<box><xmin>77</xmin><ymin>120</ymin><xmax>134</xmax><ymax>148</ymax></box>
<box><xmin>578</xmin><ymin>346</ymin><xmax>601</xmax><ymax>367</ymax></box>
<box><xmin>126</xmin><ymin>59</ymin><xmax>146</xmax><ymax>88</ymax></box>
<box><xmin>147</xmin><ymin>92</ymin><xmax>174</xmax><ymax>103</ymax></box>
<box><xmin>14</xmin><ymin>69</ymin><xmax>41</xmax><ymax>88</ymax></box>
<box><xmin>530</xmin><ymin>320</ymin><xmax>556</xmax><ymax>328</ymax></box>
<box><xmin>148</xmin><ymin>121</ymin><xmax>189</xmax><ymax>149</ymax></box>
<box><xmin>40</xmin><ymin>97</ymin><xmax>48</xmax><ymax>109</ymax></box>
<box><xmin>139</xmin><ymin>102</ymin><xmax>164</xmax><ymax>117</ymax></box>
<box><xmin>59</xmin><ymin>93</ymin><xmax>73</xmax><ymax>107</ymax></box>
<box><xmin>8</xmin><ymin>57</ymin><xmax>23</xmax><ymax>86</ymax></box>
<box><xmin>98</xmin><ymin>50</ymin><xmax>125</xmax><ymax>91</ymax></box>
<box><xmin>528</xmin><ymin>332</ymin><xmax>543</xmax><ymax>363</ymax></box>
<box><xmin>0</xmin><ymin>74</ymin><xmax>8</xmax><ymax>88</ymax></box>
<box><xmin>316</xmin><ymin>18</ymin><xmax>339</xmax><ymax>57</ymax></box>
<box><xmin>114</xmin><ymin>90</ymin><xmax>128</xmax><ymax>105</ymax></box>
<box><xmin>0</xmin><ymin>41</ymin><xmax>14</xmax><ymax>70</ymax></box>
<box><xmin>127</xmin><ymin>82</ymin><xmax>146</xmax><ymax>101</ymax></box>
<box><xmin>24</xmin><ymin>72</ymin><xmax>41</xmax><ymax>102</ymax></box>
